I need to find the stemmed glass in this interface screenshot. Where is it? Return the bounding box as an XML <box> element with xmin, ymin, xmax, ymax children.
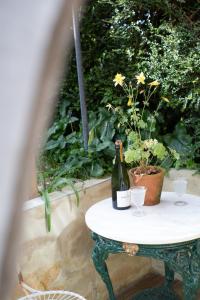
<box><xmin>173</xmin><ymin>178</ymin><xmax>188</xmax><ymax>206</ymax></box>
<box><xmin>130</xmin><ymin>186</ymin><xmax>146</xmax><ymax>217</ymax></box>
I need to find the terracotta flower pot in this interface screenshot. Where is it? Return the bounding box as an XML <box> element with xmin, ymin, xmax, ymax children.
<box><xmin>129</xmin><ymin>166</ymin><xmax>165</xmax><ymax>206</ymax></box>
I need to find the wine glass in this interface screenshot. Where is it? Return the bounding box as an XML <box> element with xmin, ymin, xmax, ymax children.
<box><xmin>130</xmin><ymin>186</ymin><xmax>146</xmax><ymax>216</ymax></box>
<box><xmin>173</xmin><ymin>178</ymin><xmax>188</xmax><ymax>206</ymax></box>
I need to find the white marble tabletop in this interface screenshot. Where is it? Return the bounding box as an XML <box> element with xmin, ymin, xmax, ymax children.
<box><xmin>85</xmin><ymin>192</ymin><xmax>200</xmax><ymax>245</ymax></box>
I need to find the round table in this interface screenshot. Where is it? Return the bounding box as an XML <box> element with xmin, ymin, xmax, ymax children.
<box><xmin>85</xmin><ymin>192</ymin><xmax>200</xmax><ymax>300</ymax></box>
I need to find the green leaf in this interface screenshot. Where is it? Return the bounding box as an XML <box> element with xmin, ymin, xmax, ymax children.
<box><xmin>89</xmin><ymin>138</ymin><xmax>100</xmax><ymax>148</ymax></box>
<box><xmin>45</xmin><ymin>140</ymin><xmax>60</xmax><ymax>150</ymax></box>
<box><xmin>152</xmin><ymin>142</ymin><xmax>167</xmax><ymax>160</ymax></box>
<box><xmin>96</xmin><ymin>140</ymin><xmax>111</xmax><ymax>151</ymax></box>
<box><xmin>88</xmin><ymin>128</ymin><xmax>95</xmax><ymax>145</ymax></box>
<box><xmin>125</xmin><ymin>148</ymin><xmax>142</xmax><ymax>164</ymax></box>
<box><xmin>128</xmin><ymin>132</ymin><xmax>140</xmax><ymax>144</ymax></box>
<box><xmin>100</xmin><ymin>121</ymin><xmax>115</xmax><ymax>141</ymax></box>
<box><xmin>90</xmin><ymin>162</ymin><xmax>104</xmax><ymax>177</ymax></box>
<box><xmin>51</xmin><ymin>177</ymin><xmax>80</xmax><ymax>206</ymax></box>
<box><xmin>163</xmin><ymin>123</ymin><xmax>192</xmax><ymax>154</ymax></box>
<box><xmin>42</xmin><ymin>190</ymin><xmax>51</xmax><ymax>232</ymax></box>
<box><xmin>138</xmin><ymin>119</ymin><xmax>147</xmax><ymax>129</ymax></box>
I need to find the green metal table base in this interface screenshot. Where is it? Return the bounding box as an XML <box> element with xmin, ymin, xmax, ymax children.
<box><xmin>91</xmin><ymin>232</ymin><xmax>200</xmax><ymax>300</ymax></box>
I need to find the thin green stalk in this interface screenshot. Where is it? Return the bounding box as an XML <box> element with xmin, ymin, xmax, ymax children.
<box><xmin>122</xmin><ymin>83</ymin><xmax>130</xmax><ymax>96</ymax></box>
<box><xmin>130</xmin><ymin>87</ymin><xmax>142</xmax><ymax>142</ymax></box>
<box><xmin>148</xmin><ymin>100</ymin><xmax>161</xmax><ymax>139</ymax></box>
<box><xmin>141</xmin><ymin>86</ymin><xmax>158</xmax><ymax>121</ymax></box>
<box><xmin>141</xmin><ymin>89</ymin><xmax>147</xmax><ymax>121</ymax></box>
<box><xmin>42</xmin><ymin>189</ymin><xmax>51</xmax><ymax>232</ymax></box>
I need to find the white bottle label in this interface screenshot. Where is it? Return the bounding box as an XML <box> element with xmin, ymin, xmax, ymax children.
<box><xmin>117</xmin><ymin>190</ymin><xmax>130</xmax><ymax>207</ymax></box>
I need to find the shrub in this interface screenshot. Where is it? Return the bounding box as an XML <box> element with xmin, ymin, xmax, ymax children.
<box><xmin>41</xmin><ymin>0</ymin><xmax>200</xmax><ymax>179</ymax></box>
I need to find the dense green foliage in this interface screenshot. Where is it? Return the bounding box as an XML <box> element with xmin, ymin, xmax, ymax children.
<box><xmin>40</xmin><ymin>0</ymin><xmax>200</xmax><ymax>180</ymax></box>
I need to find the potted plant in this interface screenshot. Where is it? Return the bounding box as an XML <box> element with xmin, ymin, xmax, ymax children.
<box><xmin>107</xmin><ymin>72</ymin><xmax>180</xmax><ymax>205</ymax></box>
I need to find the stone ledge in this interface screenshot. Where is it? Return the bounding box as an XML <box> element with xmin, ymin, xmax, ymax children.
<box><xmin>24</xmin><ymin>177</ymin><xmax>111</xmax><ymax>211</ymax></box>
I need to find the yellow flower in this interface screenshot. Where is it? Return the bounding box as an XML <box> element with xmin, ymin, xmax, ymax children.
<box><xmin>161</xmin><ymin>96</ymin><xmax>170</xmax><ymax>103</ymax></box>
<box><xmin>127</xmin><ymin>97</ymin><xmax>133</xmax><ymax>106</ymax></box>
<box><xmin>113</xmin><ymin>73</ymin><xmax>125</xmax><ymax>86</ymax></box>
<box><xmin>148</xmin><ymin>80</ymin><xmax>160</xmax><ymax>87</ymax></box>
<box><xmin>135</xmin><ymin>72</ymin><xmax>145</xmax><ymax>85</ymax></box>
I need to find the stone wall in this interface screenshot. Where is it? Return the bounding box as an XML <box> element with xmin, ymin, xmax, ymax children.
<box><xmin>17</xmin><ymin>178</ymin><xmax>151</xmax><ymax>300</ymax></box>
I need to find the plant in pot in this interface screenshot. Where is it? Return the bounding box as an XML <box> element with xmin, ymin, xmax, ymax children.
<box><xmin>107</xmin><ymin>72</ymin><xmax>180</xmax><ymax>205</ymax></box>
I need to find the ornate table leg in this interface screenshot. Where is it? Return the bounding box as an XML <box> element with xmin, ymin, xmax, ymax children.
<box><xmin>91</xmin><ymin>233</ymin><xmax>117</xmax><ymax>300</ymax></box>
<box><xmin>182</xmin><ymin>276</ymin><xmax>199</xmax><ymax>300</ymax></box>
<box><xmin>180</xmin><ymin>240</ymin><xmax>200</xmax><ymax>300</ymax></box>
<box><xmin>159</xmin><ymin>240</ymin><xmax>200</xmax><ymax>300</ymax></box>
<box><xmin>164</xmin><ymin>262</ymin><xmax>174</xmax><ymax>289</ymax></box>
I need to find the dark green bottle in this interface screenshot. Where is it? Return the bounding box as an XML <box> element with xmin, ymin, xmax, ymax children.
<box><xmin>111</xmin><ymin>140</ymin><xmax>130</xmax><ymax>210</ymax></box>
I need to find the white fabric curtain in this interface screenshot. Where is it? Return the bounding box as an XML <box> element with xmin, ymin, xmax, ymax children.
<box><xmin>0</xmin><ymin>0</ymin><xmax>84</xmax><ymax>298</ymax></box>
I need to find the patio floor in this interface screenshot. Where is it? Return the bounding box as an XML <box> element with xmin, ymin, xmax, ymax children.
<box><xmin>13</xmin><ymin>271</ymin><xmax>200</xmax><ymax>300</ymax></box>
<box><xmin>117</xmin><ymin>272</ymin><xmax>184</xmax><ymax>300</ymax></box>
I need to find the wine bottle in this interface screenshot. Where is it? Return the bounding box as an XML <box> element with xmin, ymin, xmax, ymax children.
<box><xmin>111</xmin><ymin>140</ymin><xmax>130</xmax><ymax>210</ymax></box>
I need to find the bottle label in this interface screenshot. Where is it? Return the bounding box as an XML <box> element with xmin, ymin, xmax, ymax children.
<box><xmin>117</xmin><ymin>190</ymin><xmax>130</xmax><ymax>207</ymax></box>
